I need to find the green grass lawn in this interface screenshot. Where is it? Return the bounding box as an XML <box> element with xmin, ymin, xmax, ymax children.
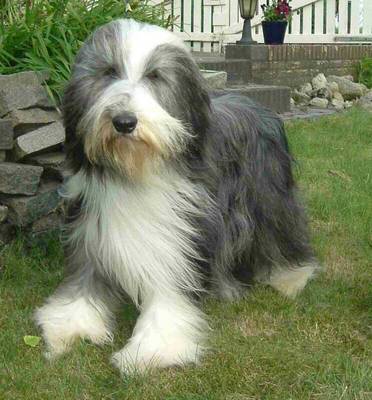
<box><xmin>1</xmin><ymin>108</ymin><xmax>371</xmax><ymax>400</ymax></box>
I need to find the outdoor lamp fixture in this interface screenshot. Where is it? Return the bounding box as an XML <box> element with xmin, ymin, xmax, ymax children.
<box><xmin>237</xmin><ymin>0</ymin><xmax>258</xmax><ymax>45</ymax></box>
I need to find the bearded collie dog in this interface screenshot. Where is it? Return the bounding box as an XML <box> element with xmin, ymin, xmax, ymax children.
<box><xmin>35</xmin><ymin>19</ymin><xmax>318</xmax><ymax>374</ymax></box>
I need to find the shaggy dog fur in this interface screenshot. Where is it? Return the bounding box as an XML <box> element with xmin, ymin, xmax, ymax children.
<box><xmin>35</xmin><ymin>19</ymin><xmax>318</xmax><ymax>374</ymax></box>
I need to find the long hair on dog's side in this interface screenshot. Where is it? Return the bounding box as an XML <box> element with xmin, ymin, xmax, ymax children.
<box><xmin>195</xmin><ymin>93</ymin><xmax>319</xmax><ymax>299</ymax></box>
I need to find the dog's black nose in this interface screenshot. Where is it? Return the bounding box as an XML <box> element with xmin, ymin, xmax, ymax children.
<box><xmin>112</xmin><ymin>113</ymin><xmax>137</xmax><ymax>134</ymax></box>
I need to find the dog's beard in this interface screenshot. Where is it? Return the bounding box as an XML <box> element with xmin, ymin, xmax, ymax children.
<box><xmin>79</xmin><ymin>109</ymin><xmax>191</xmax><ymax>180</ymax></box>
<box><xmin>82</xmin><ymin>115</ymin><xmax>159</xmax><ymax>179</ymax></box>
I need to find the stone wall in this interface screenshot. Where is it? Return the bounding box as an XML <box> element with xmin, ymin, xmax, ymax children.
<box><xmin>224</xmin><ymin>43</ymin><xmax>372</xmax><ymax>88</ymax></box>
<box><xmin>0</xmin><ymin>72</ymin><xmax>65</xmax><ymax>245</ymax></box>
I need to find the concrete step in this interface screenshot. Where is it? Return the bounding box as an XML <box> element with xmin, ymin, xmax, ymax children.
<box><xmin>193</xmin><ymin>52</ymin><xmax>251</xmax><ymax>83</ymax></box>
<box><xmin>281</xmin><ymin>107</ymin><xmax>338</xmax><ymax>121</ymax></box>
<box><xmin>224</xmin><ymin>84</ymin><xmax>291</xmax><ymax>114</ymax></box>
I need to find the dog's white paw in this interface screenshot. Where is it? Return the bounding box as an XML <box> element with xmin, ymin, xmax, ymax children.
<box><xmin>111</xmin><ymin>338</ymin><xmax>203</xmax><ymax>375</ymax></box>
<box><xmin>111</xmin><ymin>346</ymin><xmax>154</xmax><ymax>375</ymax></box>
<box><xmin>35</xmin><ymin>296</ymin><xmax>113</xmax><ymax>357</ymax></box>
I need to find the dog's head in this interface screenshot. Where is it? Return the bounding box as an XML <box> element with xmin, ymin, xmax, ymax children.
<box><xmin>63</xmin><ymin>19</ymin><xmax>210</xmax><ymax>179</ymax></box>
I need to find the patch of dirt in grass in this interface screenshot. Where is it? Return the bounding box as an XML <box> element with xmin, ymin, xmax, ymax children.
<box><xmin>225</xmin><ymin>394</ymin><xmax>258</xmax><ymax>400</ymax></box>
<box><xmin>310</xmin><ymin>217</ymin><xmax>338</xmax><ymax>235</ymax></box>
<box><xmin>234</xmin><ymin>313</ymin><xmax>278</xmax><ymax>338</ymax></box>
<box><xmin>305</xmin><ymin>182</ymin><xmax>334</xmax><ymax>198</ymax></box>
<box><xmin>294</xmin><ymin>320</ymin><xmax>345</xmax><ymax>345</ymax></box>
<box><xmin>327</xmin><ymin>169</ymin><xmax>352</xmax><ymax>183</ymax></box>
<box><xmin>323</xmin><ymin>248</ymin><xmax>355</xmax><ymax>279</ymax></box>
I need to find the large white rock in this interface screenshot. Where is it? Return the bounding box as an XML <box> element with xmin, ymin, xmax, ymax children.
<box><xmin>327</xmin><ymin>81</ymin><xmax>339</xmax><ymax>96</ymax></box>
<box><xmin>299</xmin><ymin>82</ymin><xmax>313</xmax><ymax>96</ymax></box>
<box><xmin>309</xmin><ymin>97</ymin><xmax>329</xmax><ymax>109</ymax></box>
<box><xmin>312</xmin><ymin>73</ymin><xmax>328</xmax><ymax>91</ymax></box>
<box><xmin>333</xmin><ymin>91</ymin><xmax>344</xmax><ymax>102</ymax></box>
<box><xmin>327</xmin><ymin>76</ymin><xmax>365</xmax><ymax>100</ymax></box>
<box><xmin>292</xmin><ymin>89</ymin><xmax>311</xmax><ymax>105</ymax></box>
<box><xmin>331</xmin><ymin>98</ymin><xmax>345</xmax><ymax>111</ymax></box>
<box><xmin>317</xmin><ymin>86</ymin><xmax>333</xmax><ymax>100</ymax></box>
<box><xmin>344</xmin><ymin>101</ymin><xmax>354</xmax><ymax>109</ymax></box>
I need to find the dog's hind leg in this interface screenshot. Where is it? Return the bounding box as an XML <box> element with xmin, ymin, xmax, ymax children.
<box><xmin>35</xmin><ymin>257</ymin><xmax>118</xmax><ymax>358</ymax></box>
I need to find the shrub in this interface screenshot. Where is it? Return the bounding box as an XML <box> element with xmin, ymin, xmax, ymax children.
<box><xmin>357</xmin><ymin>57</ymin><xmax>372</xmax><ymax>89</ymax></box>
<box><xmin>0</xmin><ymin>0</ymin><xmax>172</xmax><ymax>104</ymax></box>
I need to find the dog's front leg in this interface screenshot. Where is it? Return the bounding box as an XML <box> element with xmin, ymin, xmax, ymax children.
<box><xmin>111</xmin><ymin>291</ymin><xmax>207</xmax><ymax>374</ymax></box>
<box><xmin>35</xmin><ymin>259</ymin><xmax>118</xmax><ymax>359</ymax></box>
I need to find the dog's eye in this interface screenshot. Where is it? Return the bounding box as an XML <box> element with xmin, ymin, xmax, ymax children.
<box><xmin>103</xmin><ymin>67</ymin><xmax>118</xmax><ymax>78</ymax></box>
<box><xmin>146</xmin><ymin>70</ymin><xmax>159</xmax><ymax>80</ymax></box>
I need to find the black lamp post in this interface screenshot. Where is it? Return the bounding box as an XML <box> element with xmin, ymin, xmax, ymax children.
<box><xmin>236</xmin><ymin>0</ymin><xmax>258</xmax><ymax>45</ymax></box>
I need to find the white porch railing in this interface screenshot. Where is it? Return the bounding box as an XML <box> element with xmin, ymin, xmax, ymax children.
<box><xmin>158</xmin><ymin>0</ymin><xmax>372</xmax><ymax>51</ymax></box>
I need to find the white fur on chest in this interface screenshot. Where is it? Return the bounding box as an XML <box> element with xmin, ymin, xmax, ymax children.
<box><xmin>64</xmin><ymin>171</ymin><xmax>202</xmax><ymax>304</ymax></box>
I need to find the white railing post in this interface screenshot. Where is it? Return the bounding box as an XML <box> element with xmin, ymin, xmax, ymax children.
<box><xmin>184</xmin><ymin>0</ymin><xmax>192</xmax><ymax>35</ymax></box>
<box><xmin>314</xmin><ymin>0</ymin><xmax>323</xmax><ymax>35</ymax></box>
<box><xmin>326</xmin><ymin>0</ymin><xmax>336</xmax><ymax>35</ymax></box>
<box><xmin>290</xmin><ymin>7</ymin><xmax>301</xmax><ymax>36</ymax></box>
<box><xmin>172</xmin><ymin>0</ymin><xmax>182</xmax><ymax>33</ymax></box>
<box><xmin>192</xmin><ymin>0</ymin><xmax>202</xmax><ymax>52</ymax></box>
<box><xmin>203</xmin><ymin>2</ymin><xmax>213</xmax><ymax>52</ymax></box>
<box><xmin>302</xmin><ymin>3</ymin><xmax>312</xmax><ymax>36</ymax></box>
<box><xmin>350</xmin><ymin>0</ymin><xmax>361</xmax><ymax>35</ymax></box>
<box><xmin>230</xmin><ymin>0</ymin><xmax>239</xmax><ymax>26</ymax></box>
<box><xmin>338</xmin><ymin>0</ymin><xmax>349</xmax><ymax>35</ymax></box>
<box><xmin>363</xmin><ymin>0</ymin><xmax>372</xmax><ymax>35</ymax></box>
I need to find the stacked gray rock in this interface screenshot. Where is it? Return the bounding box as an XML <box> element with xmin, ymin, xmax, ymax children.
<box><xmin>291</xmin><ymin>73</ymin><xmax>370</xmax><ymax>111</ymax></box>
<box><xmin>0</xmin><ymin>71</ymin><xmax>65</xmax><ymax>245</ymax></box>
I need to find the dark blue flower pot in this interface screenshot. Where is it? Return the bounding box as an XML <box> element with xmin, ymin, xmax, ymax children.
<box><xmin>262</xmin><ymin>21</ymin><xmax>288</xmax><ymax>45</ymax></box>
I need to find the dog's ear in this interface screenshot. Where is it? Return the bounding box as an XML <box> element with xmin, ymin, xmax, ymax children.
<box><xmin>62</xmin><ymin>21</ymin><xmax>121</xmax><ymax>144</ymax></box>
<box><xmin>62</xmin><ymin>74</ymin><xmax>92</xmax><ymax>173</ymax></box>
<box><xmin>62</xmin><ymin>30</ymin><xmax>113</xmax><ymax>173</ymax></box>
<box><xmin>62</xmin><ymin>78</ymin><xmax>82</xmax><ymax>142</ymax></box>
<box><xmin>143</xmin><ymin>44</ymin><xmax>211</xmax><ymax>135</ymax></box>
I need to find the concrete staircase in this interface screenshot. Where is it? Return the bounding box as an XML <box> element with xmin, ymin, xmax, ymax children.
<box><xmin>194</xmin><ymin>50</ymin><xmax>291</xmax><ymax>114</ymax></box>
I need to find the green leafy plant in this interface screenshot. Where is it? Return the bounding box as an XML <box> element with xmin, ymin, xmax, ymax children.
<box><xmin>0</xmin><ymin>0</ymin><xmax>172</xmax><ymax>105</ymax></box>
<box><xmin>357</xmin><ymin>57</ymin><xmax>372</xmax><ymax>88</ymax></box>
